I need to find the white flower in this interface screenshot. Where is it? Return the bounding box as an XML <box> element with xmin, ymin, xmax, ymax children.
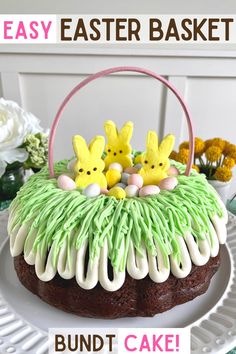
<box><xmin>0</xmin><ymin>98</ymin><xmax>44</xmax><ymax>177</ymax></box>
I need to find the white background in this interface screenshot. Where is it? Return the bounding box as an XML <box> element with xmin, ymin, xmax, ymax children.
<box><xmin>0</xmin><ymin>0</ymin><xmax>236</xmax><ymax>194</ymax></box>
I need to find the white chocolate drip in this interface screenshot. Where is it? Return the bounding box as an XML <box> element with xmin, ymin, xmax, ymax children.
<box><xmin>207</xmin><ymin>221</ymin><xmax>220</xmax><ymax>257</ymax></box>
<box><xmin>127</xmin><ymin>241</ymin><xmax>149</xmax><ymax>280</ymax></box>
<box><xmin>9</xmin><ymin>211</ymin><xmax>227</xmax><ymax>292</ymax></box>
<box><xmin>185</xmin><ymin>232</ymin><xmax>210</xmax><ymax>266</ymax></box>
<box><xmin>211</xmin><ymin>214</ymin><xmax>227</xmax><ymax>244</ymax></box>
<box><xmin>99</xmin><ymin>238</ymin><xmax>126</xmax><ymax>291</ymax></box>
<box><xmin>35</xmin><ymin>243</ymin><xmax>57</xmax><ymax>281</ymax></box>
<box><xmin>148</xmin><ymin>240</ymin><xmax>170</xmax><ymax>283</ymax></box>
<box><xmin>76</xmin><ymin>240</ymin><xmax>100</xmax><ymax>290</ymax></box>
<box><xmin>170</xmin><ymin>236</ymin><xmax>192</xmax><ymax>278</ymax></box>
<box><xmin>57</xmin><ymin>234</ymin><xmax>77</xmax><ymax>279</ymax></box>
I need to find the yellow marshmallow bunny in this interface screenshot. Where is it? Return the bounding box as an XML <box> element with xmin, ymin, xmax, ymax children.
<box><xmin>139</xmin><ymin>131</ymin><xmax>175</xmax><ymax>186</ymax></box>
<box><xmin>73</xmin><ymin>135</ymin><xmax>107</xmax><ymax>189</ymax></box>
<box><xmin>104</xmin><ymin>120</ymin><xmax>133</xmax><ymax>169</ymax></box>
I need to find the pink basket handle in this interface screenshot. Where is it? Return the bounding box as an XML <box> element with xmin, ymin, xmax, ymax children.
<box><xmin>48</xmin><ymin>66</ymin><xmax>194</xmax><ymax>177</ymax></box>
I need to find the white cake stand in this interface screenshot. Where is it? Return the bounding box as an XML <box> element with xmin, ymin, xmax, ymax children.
<box><xmin>0</xmin><ymin>210</ymin><xmax>235</xmax><ymax>354</ymax></box>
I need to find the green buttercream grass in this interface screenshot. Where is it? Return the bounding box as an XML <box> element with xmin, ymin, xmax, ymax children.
<box><xmin>9</xmin><ymin>159</ymin><xmax>224</xmax><ymax>272</ymax></box>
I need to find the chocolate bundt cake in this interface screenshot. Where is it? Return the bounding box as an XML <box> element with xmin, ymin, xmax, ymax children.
<box><xmin>14</xmin><ymin>252</ymin><xmax>221</xmax><ymax>319</ymax></box>
<box><xmin>8</xmin><ymin>157</ymin><xmax>228</xmax><ymax>319</ymax></box>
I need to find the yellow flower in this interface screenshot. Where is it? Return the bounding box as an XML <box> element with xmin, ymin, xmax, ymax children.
<box><xmin>205</xmin><ymin>139</ymin><xmax>213</xmax><ymax>150</ymax></box>
<box><xmin>228</xmin><ymin>151</ymin><xmax>236</xmax><ymax>161</ymax></box>
<box><xmin>205</xmin><ymin>146</ymin><xmax>222</xmax><ymax>163</ymax></box>
<box><xmin>177</xmin><ymin>148</ymin><xmax>189</xmax><ymax>164</ymax></box>
<box><xmin>223</xmin><ymin>141</ymin><xmax>233</xmax><ymax>155</ymax></box>
<box><xmin>179</xmin><ymin>138</ymin><xmax>205</xmax><ymax>158</ymax></box>
<box><xmin>194</xmin><ymin>137</ymin><xmax>205</xmax><ymax>157</ymax></box>
<box><xmin>169</xmin><ymin>150</ymin><xmax>178</xmax><ymax>161</ymax></box>
<box><xmin>214</xmin><ymin>166</ymin><xmax>232</xmax><ymax>182</ymax></box>
<box><xmin>192</xmin><ymin>164</ymin><xmax>200</xmax><ymax>172</ymax></box>
<box><xmin>226</xmin><ymin>145</ymin><xmax>236</xmax><ymax>160</ymax></box>
<box><xmin>179</xmin><ymin>141</ymin><xmax>189</xmax><ymax>150</ymax></box>
<box><xmin>210</xmin><ymin>138</ymin><xmax>226</xmax><ymax>150</ymax></box>
<box><xmin>223</xmin><ymin>157</ymin><xmax>235</xmax><ymax>169</ymax></box>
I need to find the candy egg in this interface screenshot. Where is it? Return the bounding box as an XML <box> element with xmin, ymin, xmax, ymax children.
<box><xmin>124</xmin><ymin>166</ymin><xmax>138</xmax><ymax>174</ymax></box>
<box><xmin>125</xmin><ymin>185</ymin><xmax>139</xmax><ymax>197</ymax></box>
<box><xmin>168</xmin><ymin>166</ymin><xmax>180</xmax><ymax>176</ymax></box>
<box><xmin>108</xmin><ymin>186</ymin><xmax>126</xmax><ymax>199</ymax></box>
<box><xmin>57</xmin><ymin>174</ymin><xmax>76</xmax><ymax>191</ymax></box>
<box><xmin>134</xmin><ymin>163</ymin><xmax>142</xmax><ymax>171</ymax></box>
<box><xmin>139</xmin><ymin>185</ymin><xmax>160</xmax><ymax>197</ymax></box>
<box><xmin>121</xmin><ymin>172</ymin><xmax>130</xmax><ymax>185</ymax></box>
<box><xmin>83</xmin><ymin>183</ymin><xmax>101</xmax><ymax>197</ymax></box>
<box><xmin>67</xmin><ymin>158</ymin><xmax>76</xmax><ymax>171</ymax></box>
<box><xmin>106</xmin><ymin>169</ymin><xmax>121</xmax><ymax>189</ymax></box>
<box><xmin>100</xmin><ymin>188</ymin><xmax>108</xmax><ymax>195</ymax></box>
<box><xmin>128</xmin><ymin>174</ymin><xmax>143</xmax><ymax>189</ymax></box>
<box><xmin>116</xmin><ymin>182</ymin><xmax>127</xmax><ymax>189</ymax></box>
<box><xmin>108</xmin><ymin>162</ymin><xmax>123</xmax><ymax>173</ymax></box>
<box><xmin>159</xmin><ymin>177</ymin><xmax>178</xmax><ymax>191</ymax></box>
<box><xmin>134</xmin><ymin>154</ymin><xmax>142</xmax><ymax>164</ymax></box>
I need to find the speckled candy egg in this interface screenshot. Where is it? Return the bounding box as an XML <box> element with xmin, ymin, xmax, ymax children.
<box><xmin>128</xmin><ymin>174</ymin><xmax>143</xmax><ymax>189</ymax></box>
<box><xmin>108</xmin><ymin>186</ymin><xmax>126</xmax><ymax>199</ymax></box>
<box><xmin>159</xmin><ymin>177</ymin><xmax>178</xmax><ymax>191</ymax></box>
<box><xmin>121</xmin><ymin>172</ymin><xmax>130</xmax><ymax>185</ymax></box>
<box><xmin>124</xmin><ymin>166</ymin><xmax>138</xmax><ymax>174</ymax></box>
<box><xmin>57</xmin><ymin>174</ymin><xmax>76</xmax><ymax>191</ymax></box>
<box><xmin>168</xmin><ymin>166</ymin><xmax>180</xmax><ymax>176</ymax></box>
<box><xmin>134</xmin><ymin>163</ymin><xmax>142</xmax><ymax>171</ymax></box>
<box><xmin>108</xmin><ymin>162</ymin><xmax>123</xmax><ymax>173</ymax></box>
<box><xmin>125</xmin><ymin>185</ymin><xmax>139</xmax><ymax>197</ymax></box>
<box><xmin>106</xmin><ymin>169</ymin><xmax>121</xmax><ymax>188</ymax></box>
<box><xmin>139</xmin><ymin>185</ymin><xmax>160</xmax><ymax>197</ymax></box>
<box><xmin>83</xmin><ymin>183</ymin><xmax>101</xmax><ymax>197</ymax></box>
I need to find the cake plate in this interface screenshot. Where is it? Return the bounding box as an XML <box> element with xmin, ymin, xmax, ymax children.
<box><xmin>0</xmin><ymin>210</ymin><xmax>235</xmax><ymax>354</ymax></box>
